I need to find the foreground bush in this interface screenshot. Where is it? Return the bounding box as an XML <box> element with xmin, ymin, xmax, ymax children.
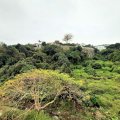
<box><xmin>0</xmin><ymin>70</ymin><xmax>86</xmax><ymax>120</ymax></box>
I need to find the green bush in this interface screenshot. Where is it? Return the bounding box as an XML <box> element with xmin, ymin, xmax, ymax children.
<box><xmin>84</xmin><ymin>67</ymin><xmax>96</xmax><ymax>76</ymax></box>
<box><xmin>60</xmin><ymin>63</ymin><xmax>72</xmax><ymax>73</ymax></box>
<box><xmin>90</xmin><ymin>95</ymin><xmax>101</xmax><ymax>107</ymax></box>
<box><xmin>113</xmin><ymin>67</ymin><xmax>120</xmax><ymax>74</ymax></box>
<box><xmin>92</xmin><ymin>63</ymin><xmax>102</xmax><ymax>69</ymax></box>
<box><xmin>33</xmin><ymin>52</ymin><xmax>47</xmax><ymax>62</ymax></box>
<box><xmin>35</xmin><ymin>62</ymin><xmax>50</xmax><ymax>69</ymax></box>
<box><xmin>42</xmin><ymin>44</ymin><xmax>62</xmax><ymax>56</ymax></box>
<box><xmin>103</xmin><ymin>61</ymin><xmax>113</xmax><ymax>67</ymax></box>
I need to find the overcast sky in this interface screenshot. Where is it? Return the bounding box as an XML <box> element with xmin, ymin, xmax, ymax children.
<box><xmin>0</xmin><ymin>0</ymin><xmax>120</xmax><ymax>45</ymax></box>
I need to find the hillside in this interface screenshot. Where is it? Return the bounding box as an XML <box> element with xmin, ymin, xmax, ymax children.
<box><xmin>0</xmin><ymin>42</ymin><xmax>120</xmax><ymax>120</ymax></box>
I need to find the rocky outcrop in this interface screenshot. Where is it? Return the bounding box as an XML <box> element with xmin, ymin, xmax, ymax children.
<box><xmin>82</xmin><ymin>47</ymin><xmax>95</xmax><ymax>58</ymax></box>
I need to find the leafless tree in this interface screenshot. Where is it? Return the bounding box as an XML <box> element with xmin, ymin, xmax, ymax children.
<box><xmin>63</xmin><ymin>33</ymin><xmax>73</xmax><ymax>43</ymax></box>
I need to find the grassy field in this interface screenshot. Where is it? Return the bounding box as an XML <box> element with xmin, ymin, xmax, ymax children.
<box><xmin>72</xmin><ymin>60</ymin><xmax>120</xmax><ymax>119</ymax></box>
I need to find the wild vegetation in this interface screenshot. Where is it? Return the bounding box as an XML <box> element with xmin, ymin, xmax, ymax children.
<box><xmin>0</xmin><ymin>41</ymin><xmax>120</xmax><ymax>120</ymax></box>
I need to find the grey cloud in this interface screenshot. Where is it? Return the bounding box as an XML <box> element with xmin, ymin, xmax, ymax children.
<box><xmin>0</xmin><ymin>0</ymin><xmax>120</xmax><ymax>45</ymax></box>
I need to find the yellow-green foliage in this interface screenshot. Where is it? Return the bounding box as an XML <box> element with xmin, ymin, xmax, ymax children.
<box><xmin>72</xmin><ymin>60</ymin><xmax>120</xmax><ymax>119</ymax></box>
<box><xmin>0</xmin><ymin>69</ymin><xmax>77</xmax><ymax>113</ymax></box>
<box><xmin>0</xmin><ymin>69</ymin><xmax>73</xmax><ymax>95</ymax></box>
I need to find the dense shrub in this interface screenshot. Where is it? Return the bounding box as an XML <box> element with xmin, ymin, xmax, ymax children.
<box><xmin>35</xmin><ymin>62</ymin><xmax>50</xmax><ymax>69</ymax></box>
<box><xmin>113</xmin><ymin>67</ymin><xmax>120</xmax><ymax>74</ymax></box>
<box><xmin>90</xmin><ymin>95</ymin><xmax>101</xmax><ymax>108</ymax></box>
<box><xmin>33</xmin><ymin>52</ymin><xmax>47</xmax><ymax>62</ymax></box>
<box><xmin>15</xmin><ymin>44</ymin><xmax>35</xmax><ymax>57</ymax></box>
<box><xmin>42</xmin><ymin>44</ymin><xmax>62</xmax><ymax>56</ymax></box>
<box><xmin>92</xmin><ymin>63</ymin><xmax>102</xmax><ymax>69</ymax></box>
<box><xmin>107</xmin><ymin>43</ymin><xmax>120</xmax><ymax>50</ymax></box>
<box><xmin>66</xmin><ymin>51</ymin><xmax>81</xmax><ymax>64</ymax></box>
<box><xmin>84</xmin><ymin>67</ymin><xmax>96</xmax><ymax>76</ymax></box>
<box><xmin>70</xmin><ymin>46</ymin><xmax>82</xmax><ymax>52</ymax></box>
<box><xmin>103</xmin><ymin>61</ymin><xmax>113</xmax><ymax>68</ymax></box>
<box><xmin>0</xmin><ymin>69</ymin><xmax>82</xmax><ymax>111</ymax></box>
<box><xmin>93</xmin><ymin>54</ymin><xmax>103</xmax><ymax>60</ymax></box>
<box><xmin>108</xmin><ymin>51</ymin><xmax>120</xmax><ymax>62</ymax></box>
<box><xmin>82</xmin><ymin>60</ymin><xmax>92</xmax><ymax>67</ymax></box>
<box><xmin>60</xmin><ymin>63</ymin><xmax>72</xmax><ymax>73</ymax></box>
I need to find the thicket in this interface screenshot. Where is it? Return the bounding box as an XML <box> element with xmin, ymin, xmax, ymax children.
<box><xmin>0</xmin><ymin>43</ymin><xmax>87</xmax><ymax>82</ymax></box>
<box><xmin>0</xmin><ymin>42</ymin><xmax>120</xmax><ymax>82</ymax></box>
